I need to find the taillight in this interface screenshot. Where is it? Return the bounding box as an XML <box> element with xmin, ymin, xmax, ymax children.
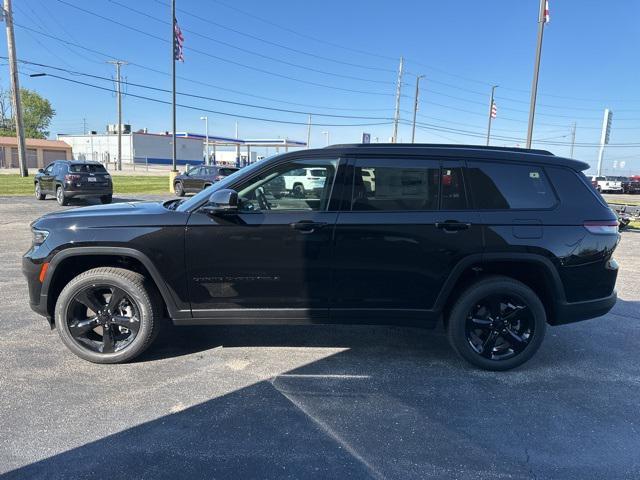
<box><xmin>64</xmin><ymin>174</ymin><xmax>81</xmax><ymax>182</ymax></box>
<box><xmin>583</xmin><ymin>221</ymin><xmax>618</xmax><ymax>234</ymax></box>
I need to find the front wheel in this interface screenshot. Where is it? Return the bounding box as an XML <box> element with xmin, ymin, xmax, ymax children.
<box><xmin>55</xmin><ymin>267</ymin><xmax>160</xmax><ymax>363</ymax></box>
<box><xmin>446</xmin><ymin>276</ymin><xmax>547</xmax><ymax>371</ymax></box>
<box><xmin>100</xmin><ymin>194</ymin><xmax>112</xmax><ymax>204</ymax></box>
<box><xmin>34</xmin><ymin>182</ymin><xmax>46</xmax><ymax>200</ymax></box>
<box><xmin>174</xmin><ymin>181</ymin><xmax>185</xmax><ymax>197</ymax></box>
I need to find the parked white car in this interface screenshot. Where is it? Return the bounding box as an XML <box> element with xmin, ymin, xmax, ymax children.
<box><xmin>283</xmin><ymin>167</ymin><xmax>327</xmax><ymax>197</ymax></box>
<box><xmin>591</xmin><ymin>176</ymin><xmax>623</xmax><ymax>193</ymax></box>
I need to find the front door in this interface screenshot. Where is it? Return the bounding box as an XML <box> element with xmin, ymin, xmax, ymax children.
<box><xmin>331</xmin><ymin>156</ymin><xmax>483</xmax><ymax>322</ymax></box>
<box><xmin>40</xmin><ymin>163</ymin><xmax>56</xmax><ymax>193</ymax></box>
<box><xmin>185</xmin><ymin>157</ymin><xmax>343</xmax><ymax>321</ymax></box>
<box><xmin>183</xmin><ymin>167</ymin><xmax>202</xmax><ymax>193</ymax></box>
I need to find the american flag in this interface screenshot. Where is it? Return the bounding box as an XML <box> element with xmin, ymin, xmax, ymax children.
<box><xmin>544</xmin><ymin>0</ymin><xmax>550</xmax><ymax>23</ymax></box>
<box><xmin>491</xmin><ymin>101</ymin><xmax>497</xmax><ymax>119</ymax></box>
<box><xmin>174</xmin><ymin>19</ymin><xmax>184</xmax><ymax>62</ymax></box>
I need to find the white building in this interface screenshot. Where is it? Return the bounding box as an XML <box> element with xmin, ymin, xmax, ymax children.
<box><xmin>58</xmin><ymin>131</ymin><xmax>204</xmax><ymax>167</ymax></box>
<box><xmin>58</xmin><ymin>129</ymin><xmax>306</xmax><ymax>168</ymax></box>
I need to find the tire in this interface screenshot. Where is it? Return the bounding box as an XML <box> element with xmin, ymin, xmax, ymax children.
<box><xmin>55</xmin><ymin>267</ymin><xmax>161</xmax><ymax>364</ymax></box>
<box><xmin>55</xmin><ymin>185</ymin><xmax>69</xmax><ymax>206</ymax></box>
<box><xmin>34</xmin><ymin>182</ymin><xmax>46</xmax><ymax>200</ymax></box>
<box><xmin>100</xmin><ymin>194</ymin><xmax>112</xmax><ymax>204</ymax></box>
<box><xmin>292</xmin><ymin>183</ymin><xmax>305</xmax><ymax>198</ymax></box>
<box><xmin>446</xmin><ymin>276</ymin><xmax>547</xmax><ymax>371</ymax></box>
<box><xmin>174</xmin><ymin>181</ymin><xmax>185</xmax><ymax>197</ymax></box>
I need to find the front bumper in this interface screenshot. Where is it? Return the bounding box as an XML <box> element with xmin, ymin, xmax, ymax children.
<box><xmin>22</xmin><ymin>254</ymin><xmax>52</xmax><ymax>325</ymax></box>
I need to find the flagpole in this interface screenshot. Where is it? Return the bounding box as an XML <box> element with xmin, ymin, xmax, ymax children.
<box><xmin>526</xmin><ymin>0</ymin><xmax>547</xmax><ymax>149</ymax></box>
<box><xmin>486</xmin><ymin>85</ymin><xmax>497</xmax><ymax>146</ymax></box>
<box><xmin>171</xmin><ymin>0</ymin><xmax>177</xmax><ymax>172</ymax></box>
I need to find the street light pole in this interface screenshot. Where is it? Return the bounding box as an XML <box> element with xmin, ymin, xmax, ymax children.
<box><xmin>171</xmin><ymin>0</ymin><xmax>177</xmax><ymax>172</ymax></box>
<box><xmin>411</xmin><ymin>75</ymin><xmax>424</xmax><ymax>143</ymax></box>
<box><xmin>107</xmin><ymin>60</ymin><xmax>127</xmax><ymax>171</ymax></box>
<box><xmin>391</xmin><ymin>56</ymin><xmax>404</xmax><ymax>143</ymax></box>
<box><xmin>200</xmin><ymin>116</ymin><xmax>208</xmax><ymax>165</ymax></box>
<box><xmin>526</xmin><ymin>0</ymin><xmax>548</xmax><ymax>149</ymax></box>
<box><xmin>486</xmin><ymin>85</ymin><xmax>498</xmax><ymax>146</ymax></box>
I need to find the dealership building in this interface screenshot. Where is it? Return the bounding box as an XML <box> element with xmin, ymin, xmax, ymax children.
<box><xmin>58</xmin><ymin>126</ymin><xmax>306</xmax><ymax>168</ymax></box>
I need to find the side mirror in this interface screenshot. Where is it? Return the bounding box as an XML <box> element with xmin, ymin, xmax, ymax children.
<box><xmin>37</xmin><ymin>168</ymin><xmax>44</xmax><ymax>173</ymax></box>
<box><xmin>201</xmin><ymin>189</ymin><xmax>238</xmax><ymax>215</ymax></box>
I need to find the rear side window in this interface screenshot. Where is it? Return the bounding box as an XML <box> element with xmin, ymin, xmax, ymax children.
<box><xmin>69</xmin><ymin>164</ymin><xmax>107</xmax><ymax>173</ymax></box>
<box><xmin>217</xmin><ymin>168</ymin><xmax>238</xmax><ymax>176</ymax></box>
<box><xmin>466</xmin><ymin>162</ymin><xmax>556</xmax><ymax>209</ymax></box>
<box><xmin>351</xmin><ymin>159</ymin><xmax>440</xmax><ymax>211</ymax></box>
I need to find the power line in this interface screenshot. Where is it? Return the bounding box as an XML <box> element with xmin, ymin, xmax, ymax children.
<box><xmin>14</xmin><ymin>57</ymin><xmax>396</xmax><ymax>120</ymax></box>
<box><xmin>25</xmin><ymin>70</ymin><xmax>396</xmax><ymax>127</ymax></box>
<box><xmin>146</xmin><ymin>0</ymin><xmax>398</xmax><ymax>74</ymax></box>
<box><xmin>13</xmin><ymin>23</ymin><xmax>395</xmax><ymax>113</ymax></box>
<box><xmin>55</xmin><ymin>0</ymin><xmax>396</xmax><ymax>96</ymax></box>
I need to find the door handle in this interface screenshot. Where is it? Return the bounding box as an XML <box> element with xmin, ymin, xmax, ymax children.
<box><xmin>435</xmin><ymin>221</ymin><xmax>471</xmax><ymax>232</ymax></box>
<box><xmin>290</xmin><ymin>220</ymin><xmax>328</xmax><ymax>233</ymax></box>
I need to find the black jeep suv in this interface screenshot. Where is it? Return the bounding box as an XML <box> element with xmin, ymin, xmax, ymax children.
<box><xmin>34</xmin><ymin>160</ymin><xmax>113</xmax><ymax>206</ymax></box>
<box><xmin>23</xmin><ymin>145</ymin><xmax>619</xmax><ymax>370</ymax></box>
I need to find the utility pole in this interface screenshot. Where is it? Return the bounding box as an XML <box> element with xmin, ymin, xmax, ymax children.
<box><xmin>107</xmin><ymin>60</ymin><xmax>127</xmax><ymax>171</ymax></box>
<box><xmin>82</xmin><ymin>117</ymin><xmax>87</xmax><ymax>134</ymax></box>
<box><xmin>200</xmin><ymin>116</ymin><xmax>208</xmax><ymax>165</ymax></box>
<box><xmin>322</xmin><ymin>131</ymin><xmax>329</xmax><ymax>146</ymax></box>
<box><xmin>486</xmin><ymin>85</ymin><xmax>498</xmax><ymax>146</ymax></box>
<box><xmin>411</xmin><ymin>75</ymin><xmax>424</xmax><ymax>143</ymax></box>
<box><xmin>3</xmin><ymin>0</ymin><xmax>27</xmax><ymax>177</ymax></box>
<box><xmin>306</xmin><ymin>114</ymin><xmax>311</xmax><ymax>149</ymax></box>
<box><xmin>569</xmin><ymin>122</ymin><xmax>576</xmax><ymax>158</ymax></box>
<box><xmin>392</xmin><ymin>56</ymin><xmax>404</xmax><ymax>143</ymax></box>
<box><xmin>234</xmin><ymin>120</ymin><xmax>240</xmax><ymax>167</ymax></box>
<box><xmin>526</xmin><ymin>0</ymin><xmax>548</xmax><ymax>148</ymax></box>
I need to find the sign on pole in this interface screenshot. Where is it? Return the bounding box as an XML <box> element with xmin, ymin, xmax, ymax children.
<box><xmin>361</xmin><ymin>132</ymin><xmax>371</xmax><ymax>144</ymax></box>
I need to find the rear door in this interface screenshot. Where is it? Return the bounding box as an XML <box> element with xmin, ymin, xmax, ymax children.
<box><xmin>331</xmin><ymin>156</ymin><xmax>483</xmax><ymax>322</ymax></box>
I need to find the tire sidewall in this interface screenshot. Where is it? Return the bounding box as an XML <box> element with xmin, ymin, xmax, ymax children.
<box><xmin>56</xmin><ymin>186</ymin><xmax>66</xmax><ymax>206</ymax></box>
<box><xmin>175</xmin><ymin>181</ymin><xmax>184</xmax><ymax>196</ymax></box>
<box><xmin>55</xmin><ymin>270</ymin><xmax>155</xmax><ymax>363</ymax></box>
<box><xmin>448</xmin><ymin>278</ymin><xmax>547</xmax><ymax>371</ymax></box>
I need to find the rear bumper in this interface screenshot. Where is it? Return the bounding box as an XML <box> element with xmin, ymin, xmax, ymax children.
<box><xmin>64</xmin><ymin>188</ymin><xmax>112</xmax><ymax>198</ymax></box>
<box><xmin>552</xmin><ymin>290</ymin><xmax>617</xmax><ymax>325</ymax></box>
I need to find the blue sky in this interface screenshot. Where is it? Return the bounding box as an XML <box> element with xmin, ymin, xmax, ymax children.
<box><xmin>2</xmin><ymin>0</ymin><xmax>639</xmax><ymax>173</ymax></box>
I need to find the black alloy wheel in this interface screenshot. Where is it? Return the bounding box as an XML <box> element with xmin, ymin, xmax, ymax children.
<box><xmin>55</xmin><ymin>267</ymin><xmax>160</xmax><ymax>363</ymax></box>
<box><xmin>447</xmin><ymin>276</ymin><xmax>546</xmax><ymax>371</ymax></box>
<box><xmin>175</xmin><ymin>181</ymin><xmax>185</xmax><ymax>197</ymax></box>
<box><xmin>66</xmin><ymin>284</ymin><xmax>141</xmax><ymax>354</ymax></box>
<box><xmin>465</xmin><ymin>294</ymin><xmax>534</xmax><ymax>361</ymax></box>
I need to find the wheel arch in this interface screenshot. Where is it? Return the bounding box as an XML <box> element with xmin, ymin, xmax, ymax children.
<box><xmin>43</xmin><ymin>247</ymin><xmax>178</xmax><ymax>320</ymax></box>
<box><xmin>435</xmin><ymin>253</ymin><xmax>565</xmax><ymax>325</ymax></box>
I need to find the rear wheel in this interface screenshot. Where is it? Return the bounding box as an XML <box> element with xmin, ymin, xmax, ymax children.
<box><xmin>446</xmin><ymin>276</ymin><xmax>547</xmax><ymax>371</ymax></box>
<box><xmin>55</xmin><ymin>267</ymin><xmax>160</xmax><ymax>364</ymax></box>
<box><xmin>56</xmin><ymin>186</ymin><xmax>68</xmax><ymax>206</ymax></box>
<box><xmin>292</xmin><ymin>183</ymin><xmax>305</xmax><ymax>198</ymax></box>
<box><xmin>174</xmin><ymin>181</ymin><xmax>185</xmax><ymax>197</ymax></box>
<box><xmin>100</xmin><ymin>194</ymin><xmax>112</xmax><ymax>204</ymax></box>
<box><xmin>34</xmin><ymin>182</ymin><xmax>46</xmax><ymax>200</ymax></box>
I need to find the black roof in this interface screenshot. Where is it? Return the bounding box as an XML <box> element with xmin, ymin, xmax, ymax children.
<box><xmin>307</xmin><ymin>143</ymin><xmax>589</xmax><ymax>171</ymax></box>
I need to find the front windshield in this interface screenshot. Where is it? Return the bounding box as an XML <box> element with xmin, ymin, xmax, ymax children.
<box><xmin>176</xmin><ymin>155</ymin><xmax>282</xmax><ymax>212</ymax></box>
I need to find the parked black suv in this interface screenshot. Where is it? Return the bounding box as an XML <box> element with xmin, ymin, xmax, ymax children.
<box><xmin>173</xmin><ymin>165</ymin><xmax>239</xmax><ymax>196</ymax></box>
<box><xmin>34</xmin><ymin>160</ymin><xmax>113</xmax><ymax>206</ymax></box>
<box><xmin>23</xmin><ymin>145</ymin><xmax>619</xmax><ymax>370</ymax></box>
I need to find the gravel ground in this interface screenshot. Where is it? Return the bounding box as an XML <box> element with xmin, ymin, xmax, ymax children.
<box><xmin>0</xmin><ymin>195</ymin><xmax>639</xmax><ymax>480</ymax></box>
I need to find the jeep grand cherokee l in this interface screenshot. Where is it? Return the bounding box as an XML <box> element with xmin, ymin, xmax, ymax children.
<box><xmin>23</xmin><ymin>145</ymin><xmax>619</xmax><ymax>370</ymax></box>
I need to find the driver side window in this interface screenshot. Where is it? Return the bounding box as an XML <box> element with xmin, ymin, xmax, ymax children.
<box><xmin>237</xmin><ymin>158</ymin><xmax>339</xmax><ymax>212</ymax></box>
<box><xmin>43</xmin><ymin>163</ymin><xmax>54</xmax><ymax>174</ymax></box>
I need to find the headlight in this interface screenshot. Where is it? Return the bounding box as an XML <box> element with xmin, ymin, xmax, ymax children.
<box><xmin>32</xmin><ymin>228</ymin><xmax>49</xmax><ymax>246</ymax></box>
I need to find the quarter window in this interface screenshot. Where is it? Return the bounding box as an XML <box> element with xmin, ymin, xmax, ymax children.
<box><xmin>466</xmin><ymin>161</ymin><xmax>556</xmax><ymax>209</ymax></box>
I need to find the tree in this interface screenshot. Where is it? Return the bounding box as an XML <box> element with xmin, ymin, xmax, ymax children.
<box><xmin>0</xmin><ymin>87</ymin><xmax>55</xmax><ymax>139</ymax></box>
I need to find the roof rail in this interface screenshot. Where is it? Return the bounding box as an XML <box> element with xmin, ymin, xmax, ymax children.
<box><xmin>325</xmin><ymin>143</ymin><xmax>555</xmax><ymax>156</ymax></box>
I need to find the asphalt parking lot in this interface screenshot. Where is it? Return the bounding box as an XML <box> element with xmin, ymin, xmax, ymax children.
<box><xmin>1</xmin><ymin>194</ymin><xmax>639</xmax><ymax>480</ymax></box>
